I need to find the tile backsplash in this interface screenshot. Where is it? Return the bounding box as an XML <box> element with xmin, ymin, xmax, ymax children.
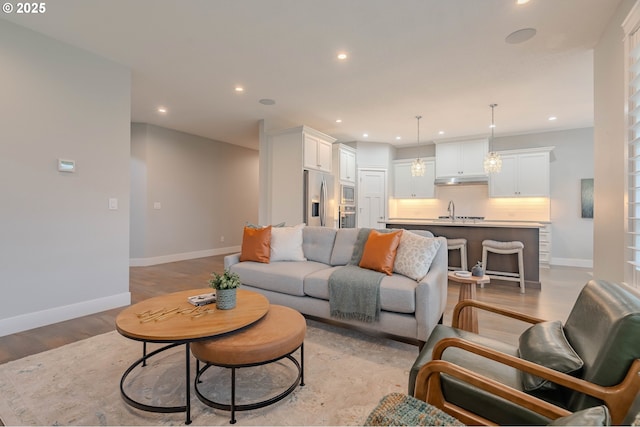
<box><xmin>389</xmin><ymin>185</ymin><xmax>550</xmax><ymax>222</ymax></box>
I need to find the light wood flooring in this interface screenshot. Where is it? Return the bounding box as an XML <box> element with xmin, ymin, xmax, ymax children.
<box><xmin>0</xmin><ymin>256</ymin><xmax>593</xmax><ymax>365</ymax></box>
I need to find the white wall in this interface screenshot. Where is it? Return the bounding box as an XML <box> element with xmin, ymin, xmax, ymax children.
<box><xmin>593</xmin><ymin>0</ymin><xmax>635</xmax><ymax>284</ymax></box>
<box><xmin>0</xmin><ymin>20</ymin><xmax>131</xmax><ymax>336</ymax></box>
<box><xmin>130</xmin><ymin>123</ymin><xmax>259</xmax><ymax>266</ymax></box>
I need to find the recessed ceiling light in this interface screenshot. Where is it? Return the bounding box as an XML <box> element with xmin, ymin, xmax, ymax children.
<box><xmin>516</xmin><ymin>0</ymin><xmax>530</xmax><ymax>4</ymax></box>
<box><xmin>395</xmin><ymin>136</ymin><xmax>402</xmax><ymax>140</ymax></box>
<box><xmin>259</xmin><ymin>98</ymin><xmax>276</xmax><ymax>105</ymax></box>
<box><xmin>157</xmin><ymin>107</ymin><xmax>167</xmax><ymax>114</ymax></box>
<box><xmin>337</xmin><ymin>52</ymin><xmax>348</xmax><ymax>60</ymax></box>
<box><xmin>489</xmin><ymin>124</ymin><xmax>496</xmax><ymax>129</ymax></box>
<box><xmin>336</xmin><ymin>119</ymin><xmax>342</xmax><ymax>123</ymax></box>
<box><xmin>548</xmin><ymin>116</ymin><xmax>557</xmax><ymax>121</ymax></box>
<box><xmin>505</xmin><ymin>28</ymin><xmax>537</xmax><ymax>44</ymax></box>
<box><xmin>363</xmin><ymin>133</ymin><xmax>368</xmax><ymax>138</ymax></box>
<box><xmin>438</xmin><ymin>131</ymin><xmax>445</xmax><ymax>135</ymax></box>
<box><xmin>234</xmin><ymin>86</ymin><xmax>244</xmax><ymax>93</ymax></box>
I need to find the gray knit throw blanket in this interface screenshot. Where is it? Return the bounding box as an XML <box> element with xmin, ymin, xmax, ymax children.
<box><xmin>329</xmin><ymin>265</ymin><xmax>384</xmax><ymax>323</ymax></box>
<box><xmin>329</xmin><ymin>227</ymin><xmax>382</xmax><ymax>323</ymax></box>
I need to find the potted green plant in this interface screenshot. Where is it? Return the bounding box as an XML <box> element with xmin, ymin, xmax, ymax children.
<box><xmin>208</xmin><ymin>269</ymin><xmax>241</xmax><ymax>309</ymax></box>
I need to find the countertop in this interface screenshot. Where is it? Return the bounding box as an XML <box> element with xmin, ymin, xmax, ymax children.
<box><xmin>386</xmin><ymin>218</ymin><xmax>547</xmax><ymax>228</ymax></box>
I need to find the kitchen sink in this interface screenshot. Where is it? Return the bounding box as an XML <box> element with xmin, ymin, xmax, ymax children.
<box><xmin>437</xmin><ymin>215</ymin><xmax>485</xmax><ymax>223</ymax></box>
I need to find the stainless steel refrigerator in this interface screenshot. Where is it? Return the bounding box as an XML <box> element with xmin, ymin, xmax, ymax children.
<box><xmin>303</xmin><ymin>169</ymin><xmax>334</xmax><ymax>227</ymax></box>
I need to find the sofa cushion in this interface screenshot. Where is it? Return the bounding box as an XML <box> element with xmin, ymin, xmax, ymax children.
<box><xmin>518</xmin><ymin>320</ymin><xmax>584</xmax><ymax>392</ymax></box>
<box><xmin>230</xmin><ymin>260</ymin><xmax>329</xmax><ymax>296</ymax></box>
<box><xmin>304</xmin><ymin>267</ymin><xmax>417</xmax><ymax>314</ymax></box>
<box><xmin>240</xmin><ymin>225</ymin><xmax>271</xmax><ymax>263</ymax></box>
<box><xmin>270</xmin><ymin>223</ymin><xmax>306</xmax><ymax>262</ymax></box>
<box><xmin>360</xmin><ymin>229</ymin><xmax>403</xmax><ymax>275</ymax></box>
<box><xmin>394</xmin><ymin>231</ymin><xmax>442</xmax><ymax>281</ymax></box>
<box><xmin>330</xmin><ymin>228</ymin><xmax>359</xmax><ymax>266</ymax></box>
<box><xmin>302</xmin><ymin>226</ymin><xmax>337</xmax><ymax>265</ymax></box>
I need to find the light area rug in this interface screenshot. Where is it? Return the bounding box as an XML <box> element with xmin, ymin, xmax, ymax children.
<box><xmin>0</xmin><ymin>320</ymin><xmax>418</xmax><ymax>426</ymax></box>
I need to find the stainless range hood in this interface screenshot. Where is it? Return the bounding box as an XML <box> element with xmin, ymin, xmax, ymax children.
<box><xmin>434</xmin><ymin>175</ymin><xmax>489</xmax><ymax>186</ymax></box>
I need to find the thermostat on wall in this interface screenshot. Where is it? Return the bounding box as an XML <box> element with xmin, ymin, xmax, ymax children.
<box><xmin>58</xmin><ymin>159</ymin><xmax>75</xmax><ymax>173</ymax></box>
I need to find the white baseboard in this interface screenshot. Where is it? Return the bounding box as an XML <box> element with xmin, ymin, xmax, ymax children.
<box><xmin>0</xmin><ymin>292</ymin><xmax>131</xmax><ymax>337</ymax></box>
<box><xmin>550</xmin><ymin>257</ymin><xmax>593</xmax><ymax>268</ymax></box>
<box><xmin>129</xmin><ymin>246</ymin><xmax>241</xmax><ymax>267</ymax></box>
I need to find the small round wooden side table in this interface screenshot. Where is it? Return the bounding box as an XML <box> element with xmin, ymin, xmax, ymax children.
<box><xmin>447</xmin><ymin>272</ymin><xmax>490</xmax><ymax>333</ymax></box>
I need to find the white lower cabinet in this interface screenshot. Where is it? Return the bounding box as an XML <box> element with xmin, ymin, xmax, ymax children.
<box><xmin>393</xmin><ymin>158</ymin><xmax>435</xmax><ymax>198</ymax></box>
<box><xmin>539</xmin><ymin>223</ymin><xmax>551</xmax><ymax>267</ymax></box>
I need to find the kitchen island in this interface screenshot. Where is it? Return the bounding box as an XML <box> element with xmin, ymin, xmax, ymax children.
<box><xmin>387</xmin><ymin>219</ymin><xmax>542</xmax><ymax>289</ymax></box>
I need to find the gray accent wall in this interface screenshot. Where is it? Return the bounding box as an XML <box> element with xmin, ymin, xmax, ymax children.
<box><xmin>0</xmin><ymin>20</ymin><xmax>131</xmax><ymax>335</ymax></box>
<box><xmin>130</xmin><ymin>123</ymin><xmax>259</xmax><ymax>265</ymax></box>
<box><xmin>493</xmin><ymin>128</ymin><xmax>594</xmax><ymax>266</ymax></box>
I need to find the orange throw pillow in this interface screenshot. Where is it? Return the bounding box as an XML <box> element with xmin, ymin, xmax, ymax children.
<box><xmin>359</xmin><ymin>229</ymin><xmax>403</xmax><ymax>275</ymax></box>
<box><xmin>240</xmin><ymin>225</ymin><xmax>272</xmax><ymax>263</ymax></box>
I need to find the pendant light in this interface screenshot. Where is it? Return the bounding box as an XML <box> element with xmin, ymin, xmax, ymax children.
<box><xmin>484</xmin><ymin>103</ymin><xmax>502</xmax><ymax>174</ymax></box>
<box><xmin>411</xmin><ymin>115</ymin><xmax>425</xmax><ymax>176</ymax></box>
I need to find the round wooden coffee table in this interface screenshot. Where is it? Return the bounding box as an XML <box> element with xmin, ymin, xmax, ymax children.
<box><xmin>116</xmin><ymin>288</ymin><xmax>269</xmax><ymax>424</ymax></box>
<box><xmin>191</xmin><ymin>305</ymin><xmax>306</xmax><ymax>424</ymax></box>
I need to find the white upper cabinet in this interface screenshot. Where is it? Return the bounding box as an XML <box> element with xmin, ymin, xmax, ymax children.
<box><xmin>393</xmin><ymin>158</ymin><xmax>435</xmax><ymax>198</ymax></box>
<box><xmin>489</xmin><ymin>148</ymin><xmax>552</xmax><ymax>197</ymax></box>
<box><xmin>337</xmin><ymin>145</ymin><xmax>357</xmax><ymax>183</ymax></box>
<box><xmin>304</xmin><ymin>133</ymin><xmax>333</xmax><ymax>173</ymax></box>
<box><xmin>435</xmin><ymin>139</ymin><xmax>488</xmax><ymax>178</ymax></box>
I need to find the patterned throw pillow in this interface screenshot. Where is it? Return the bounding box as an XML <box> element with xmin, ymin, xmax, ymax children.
<box><xmin>393</xmin><ymin>231</ymin><xmax>442</xmax><ymax>281</ymax></box>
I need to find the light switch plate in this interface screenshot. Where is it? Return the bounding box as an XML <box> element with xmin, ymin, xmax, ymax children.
<box><xmin>58</xmin><ymin>159</ymin><xmax>75</xmax><ymax>172</ymax></box>
<box><xmin>153</xmin><ymin>202</ymin><xmax>161</xmax><ymax>210</ymax></box>
<box><xmin>109</xmin><ymin>198</ymin><xmax>118</xmax><ymax>210</ymax></box>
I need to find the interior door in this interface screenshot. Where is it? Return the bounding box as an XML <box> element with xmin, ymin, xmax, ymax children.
<box><xmin>358</xmin><ymin>169</ymin><xmax>387</xmax><ymax>228</ymax></box>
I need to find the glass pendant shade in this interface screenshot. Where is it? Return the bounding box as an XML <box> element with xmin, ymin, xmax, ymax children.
<box><xmin>484</xmin><ymin>151</ymin><xmax>502</xmax><ymax>174</ymax></box>
<box><xmin>411</xmin><ymin>158</ymin><xmax>426</xmax><ymax>176</ymax></box>
<box><xmin>411</xmin><ymin>115</ymin><xmax>424</xmax><ymax>176</ymax></box>
<box><xmin>484</xmin><ymin>104</ymin><xmax>502</xmax><ymax>174</ymax></box>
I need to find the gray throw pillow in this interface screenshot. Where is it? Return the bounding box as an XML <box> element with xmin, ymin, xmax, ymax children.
<box><xmin>518</xmin><ymin>320</ymin><xmax>584</xmax><ymax>391</ymax></box>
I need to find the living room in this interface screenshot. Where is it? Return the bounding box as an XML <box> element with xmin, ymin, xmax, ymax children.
<box><xmin>1</xmin><ymin>0</ymin><xmax>638</xmax><ymax>425</ymax></box>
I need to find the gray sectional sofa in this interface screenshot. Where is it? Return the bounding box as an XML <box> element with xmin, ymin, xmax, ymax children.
<box><xmin>224</xmin><ymin>226</ymin><xmax>448</xmax><ymax>345</ymax></box>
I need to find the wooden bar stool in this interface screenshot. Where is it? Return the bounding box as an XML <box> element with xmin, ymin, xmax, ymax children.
<box><xmin>481</xmin><ymin>240</ymin><xmax>525</xmax><ymax>293</ymax></box>
<box><xmin>447</xmin><ymin>238</ymin><xmax>468</xmax><ymax>271</ymax></box>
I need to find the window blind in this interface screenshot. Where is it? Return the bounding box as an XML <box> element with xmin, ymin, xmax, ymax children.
<box><xmin>628</xmin><ymin>22</ymin><xmax>640</xmax><ymax>275</ymax></box>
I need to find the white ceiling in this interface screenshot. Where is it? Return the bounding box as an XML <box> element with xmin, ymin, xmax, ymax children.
<box><xmin>2</xmin><ymin>0</ymin><xmax>621</xmax><ymax>150</ymax></box>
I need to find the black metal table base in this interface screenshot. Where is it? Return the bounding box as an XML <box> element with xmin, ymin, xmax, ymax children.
<box><xmin>194</xmin><ymin>343</ymin><xmax>304</xmax><ymax>424</ymax></box>
<box><xmin>120</xmin><ymin>341</ymin><xmax>193</xmax><ymax>424</ymax></box>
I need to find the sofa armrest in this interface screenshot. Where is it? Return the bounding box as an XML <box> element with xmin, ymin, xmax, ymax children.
<box><xmin>224</xmin><ymin>253</ymin><xmax>241</xmax><ymax>269</ymax></box>
<box><xmin>415</xmin><ymin>236</ymin><xmax>449</xmax><ymax>342</ymax></box>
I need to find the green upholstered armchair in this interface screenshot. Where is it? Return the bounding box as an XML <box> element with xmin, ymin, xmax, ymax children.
<box><xmin>408</xmin><ymin>280</ymin><xmax>640</xmax><ymax>425</ymax></box>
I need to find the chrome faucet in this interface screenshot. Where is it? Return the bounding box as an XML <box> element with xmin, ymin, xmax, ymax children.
<box><xmin>447</xmin><ymin>200</ymin><xmax>455</xmax><ymax>221</ymax></box>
